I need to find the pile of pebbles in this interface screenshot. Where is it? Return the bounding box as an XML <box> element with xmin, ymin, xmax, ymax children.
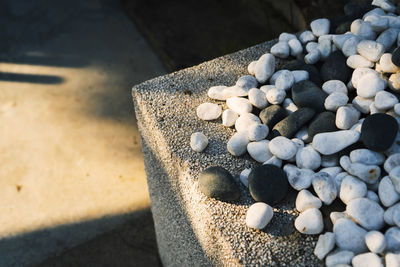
<box><xmin>191</xmin><ymin>0</ymin><xmax>400</xmax><ymax>266</ymax></box>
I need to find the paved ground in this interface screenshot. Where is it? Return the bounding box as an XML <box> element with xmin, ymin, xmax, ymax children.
<box><xmin>0</xmin><ymin>0</ymin><xmax>166</xmax><ymax>266</ymax></box>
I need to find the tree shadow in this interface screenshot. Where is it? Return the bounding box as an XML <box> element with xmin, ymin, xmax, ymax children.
<box><xmin>0</xmin><ymin>72</ymin><xmax>65</xmax><ymax>84</ymax></box>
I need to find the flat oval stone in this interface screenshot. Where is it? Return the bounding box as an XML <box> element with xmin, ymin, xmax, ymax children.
<box><xmin>248</xmin><ymin>164</ymin><xmax>288</xmax><ymax>205</ymax></box>
<box><xmin>296</xmin><ymin>146</ymin><xmax>321</xmax><ymax>170</ymax></box>
<box><xmin>247</xmin><ymin>124</ymin><xmax>269</xmax><ymax>142</ymax></box>
<box><xmin>292</xmin><ymin>80</ymin><xmax>328</xmax><ymax>112</ymax></box>
<box><xmin>271</xmin><ymin>107</ymin><xmax>315</xmax><ymax>138</ymax></box>
<box><xmin>196</xmin><ymin>102</ymin><xmax>222</xmax><ymax>120</ymax></box>
<box><xmin>320</xmin><ymin>51</ymin><xmax>352</xmax><ymax>83</ymax></box>
<box><xmin>269</xmin><ymin>136</ymin><xmax>297</xmax><ymax>160</ymax></box>
<box><xmin>198</xmin><ymin>166</ymin><xmax>240</xmax><ymax>201</ymax></box>
<box><xmin>247</xmin><ymin>140</ymin><xmax>273</xmax><ymax>163</ymax></box>
<box><xmin>226</xmin><ymin>97</ymin><xmax>252</xmax><ymax>115</ymax></box>
<box><xmin>360</xmin><ymin>113</ymin><xmax>398</xmax><ymax>152</ymax></box>
<box><xmin>350</xmin><ymin>149</ymin><xmax>385</xmax><ymax>165</ymax></box>
<box><xmin>385</xmin><ymin>153</ymin><xmax>400</xmax><ymax>173</ymax></box>
<box><xmin>325</xmin><ymin>250</ymin><xmax>355</xmax><ymax>267</ymax></box>
<box><xmin>352</xmin><ymin>253</ymin><xmax>383</xmax><ymax>267</ymax></box>
<box><xmin>312</xmin><ymin>130</ymin><xmax>360</xmax><ymax>155</ymax></box>
<box><xmin>307</xmin><ymin>111</ymin><xmax>338</xmax><ymax>142</ymax></box>
<box><xmin>245</xmin><ymin>202</ymin><xmax>274</xmax><ymax>230</ymax></box>
<box><xmin>322</xmin><ymin>80</ymin><xmax>348</xmax><ymax>95</ymax></box>
<box><xmin>235</xmin><ymin>113</ymin><xmax>261</xmax><ymax>133</ymax></box>
<box><xmin>333</xmin><ymin>218</ymin><xmax>368</xmax><ymax>253</ymax></box>
<box><xmin>248</xmin><ymin>88</ymin><xmax>268</xmax><ymax>110</ymax></box>
<box><xmin>346</xmin><ymin>198</ymin><xmax>385</xmax><ymax>230</ymax></box>
<box><xmin>259</xmin><ymin>105</ymin><xmax>286</xmax><ymax>129</ymax></box>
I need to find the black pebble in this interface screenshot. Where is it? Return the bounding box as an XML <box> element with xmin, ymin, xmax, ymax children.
<box><xmin>271</xmin><ymin>107</ymin><xmax>315</xmax><ymax>138</ymax></box>
<box><xmin>320</xmin><ymin>51</ymin><xmax>352</xmax><ymax>83</ymax></box>
<box><xmin>392</xmin><ymin>47</ymin><xmax>400</xmax><ymax>67</ymax></box>
<box><xmin>259</xmin><ymin>105</ymin><xmax>287</xmax><ymax>129</ymax></box>
<box><xmin>292</xmin><ymin>80</ymin><xmax>328</xmax><ymax>112</ymax></box>
<box><xmin>198</xmin><ymin>166</ymin><xmax>240</xmax><ymax>201</ymax></box>
<box><xmin>360</xmin><ymin>113</ymin><xmax>398</xmax><ymax>152</ymax></box>
<box><xmin>306</xmin><ymin>111</ymin><xmax>338</xmax><ymax>142</ymax></box>
<box><xmin>283</xmin><ymin>59</ymin><xmax>322</xmax><ymax>86</ymax></box>
<box><xmin>248</xmin><ymin>164</ymin><xmax>288</xmax><ymax>205</ymax></box>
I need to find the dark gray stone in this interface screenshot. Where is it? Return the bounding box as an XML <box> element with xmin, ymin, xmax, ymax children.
<box><xmin>259</xmin><ymin>105</ymin><xmax>287</xmax><ymax>129</ymax></box>
<box><xmin>292</xmin><ymin>80</ymin><xmax>328</xmax><ymax>112</ymax></box>
<box><xmin>392</xmin><ymin>47</ymin><xmax>400</xmax><ymax>67</ymax></box>
<box><xmin>306</xmin><ymin>111</ymin><xmax>338</xmax><ymax>142</ymax></box>
<box><xmin>198</xmin><ymin>166</ymin><xmax>240</xmax><ymax>201</ymax></box>
<box><xmin>271</xmin><ymin>107</ymin><xmax>315</xmax><ymax>138</ymax></box>
<box><xmin>320</xmin><ymin>51</ymin><xmax>352</xmax><ymax>83</ymax></box>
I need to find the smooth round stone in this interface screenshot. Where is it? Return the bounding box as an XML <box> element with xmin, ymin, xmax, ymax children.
<box><xmin>288</xmin><ymin>38</ymin><xmax>303</xmax><ymax>56</ymax></box>
<box><xmin>227</xmin><ymin>132</ymin><xmax>250</xmax><ymax>156</ymax></box>
<box><xmin>299</xmin><ymin>30</ymin><xmax>316</xmax><ymax>43</ymax></box>
<box><xmin>198</xmin><ymin>166</ymin><xmax>240</xmax><ymax>201</ymax></box>
<box><xmin>389</xmin><ymin>73</ymin><xmax>400</xmax><ymax>92</ymax></box>
<box><xmin>334</xmin><ymin>218</ymin><xmax>368</xmax><ymax>253</ymax></box>
<box><xmin>248</xmin><ymin>164</ymin><xmax>288</xmax><ymax>205</ymax></box>
<box><xmin>226</xmin><ymin>97</ymin><xmax>252</xmax><ymax>115</ymax></box>
<box><xmin>306</xmin><ymin>42</ymin><xmax>318</xmax><ymax>53</ymax></box>
<box><xmin>346</xmin><ymin>198</ymin><xmax>385</xmax><ymax>230</ymax></box>
<box><xmin>283</xmin><ymin>59</ymin><xmax>322</xmax><ymax>86</ymax></box>
<box><xmin>292</xmin><ymin>80</ymin><xmax>327</xmax><ymax>112</ymax></box>
<box><xmin>247</xmin><ymin>124</ymin><xmax>269</xmax><ymax>142</ymax></box>
<box><xmin>376</xmin><ymin>28</ymin><xmax>398</xmax><ymax>51</ymax></box>
<box><xmin>247</xmin><ymin>61</ymin><xmax>257</xmax><ymax>75</ymax></box>
<box><xmin>248</xmin><ymin>88</ymin><xmax>268</xmax><ymax>110</ymax></box>
<box><xmin>310</xmin><ymin>18</ymin><xmax>330</xmax><ymax>37</ymax></box>
<box><xmin>295</xmin><ymin>208</ymin><xmax>323</xmax><ymax>235</ymax></box>
<box><xmin>379</xmin><ymin>53</ymin><xmax>399</xmax><ymax>73</ymax></box>
<box><xmin>269</xmin><ymin>136</ymin><xmax>297</xmax><ymax>160</ymax></box>
<box><xmin>271</xmin><ymin>108</ymin><xmax>315</xmax><ymax>138</ymax></box>
<box><xmin>282</xmin><ymin>98</ymin><xmax>298</xmax><ymax>115</ymax></box>
<box><xmin>357</xmin><ymin>40</ymin><xmax>384</xmax><ymax>62</ymax></box>
<box><xmin>386</xmin><ymin>253</ymin><xmax>400</xmax><ymax>267</ymax></box>
<box><xmin>351</xmin><ymin>67</ymin><xmax>379</xmax><ymax>89</ymax></box>
<box><xmin>196</xmin><ymin>102</ymin><xmax>222</xmax><ymax>120</ymax></box>
<box><xmin>307</xmin><ymin>112</ymin><xmax>337</xmax><ymax>142</ymax></box>
<box><xmin>296</xmin><ymin>189</ymin><xmax>322</xmax><ymax>212</ymax></box>
<box><xmin>279</xmin><ymin>32</ymin><xmax>297</xmax><ymax>42</ymax></box>
<box><xmin>339</xmin><ymin>156</ymin><xmax>381</xmax><ymax>184</ymax></box>
<box><xmin>356</xmin><ymin>73</ymin><xmax>386</xmax><ymax>98</ymax></box>
<box><xmin>346</xmin><ymin>55</ymin><xmax>374</xmax><ymax>69</ymax></box>
<box><xmin>236</xmin><ymin>75</ymin><xmax>258</xmax><ymax>90</ymax></box>
<box><xmin>292</xmin><ymin>70</ymin><xmax>309</xmax><ymax>83</ymax></box>
<box><xmin>314</xmin><ymin>232</ymin><xmax>335</xmax><ymax>260</ymax></box>
<box><xmin>275</xmin><ymin>70</ymin><xmax>294</xmax><ymax>91</ymax></box>
<box><xmin>320</xmin><ymin>51</ymin><xmax>352</xmax><ymax>83</ymax></box>
<box><xmin>207</xmin><ymin>85</ymin><xmax>230</xmax><ymax>100</ymax></box>
<box><xmin>266</xmin><ymin>88</ymin><xmax>286</xmax><ymax>105</ymax></box>
<box><xmin>350</xmin><ymin>119</ymin><xmax>364</xmax><ymax>133</ymax></box>
<box><xmin>222</xmin><ymin>109</ymin><xmax>238</xmax><ymax>127</ymax></box>
<box><xmin>235</xmin><ymin>113</ymin><xmax>261</xmax><ymax>133</ymax></box>
<box><xmin>312</xmin><ymin>130</ymin><xmax>360</xmax><ymax>155</ymax></box>
<box><xmin>336</xmin><ymin>105</ymin><xmax>360</xmax><ymax>130</ymax></box>
<box><xmin>375</xmin><ymin>91</ymin><xmax>399</xmax><ymax>110</ymax></box>
<box><xmin>259</xmin><ymin>105</ymin><xmax>286</xmax><ymax>129</ymax></box>
<box><xmin>352</xmin><ymin>253</ymin><xmax>383</xmax><ymax>267</ymax></box>
<box><xmin>385</xmin><ymin>227</ymin><xmax>400</xmax><ymax>251</ymax></box>
<box><xmin>325</xmin><ymin>250</ymin><xmax>355</xmax><ymax>267</ymax></box>
<box><xmin>340</xmin><ymin>175</ymin><xmax>367</xmax><ymax>204</ymax></box>
<box><xmin>245</xmin><ymin>202</ymin><xmax>273</xmax><ymax>230</ymax></box>
<box><xmin>342</xmin><ymin>36</ymin><xmax>361</xmax><ymax>57</ymax></box>
<box><xmin>284</xmin><ymin>164</ymin><xmax>314</xmax><ymax>190</ymax></box>
<box><xmin>352</xmin><ymin>96</ymin><xmax>374</xmax><ymax>114</ymax></box>
<box><xmin>247</xmin><ymin>140</ymin><xmax>272</xmax><ymax>163</ymax></box>
<box><xmin>312</xmin><ymin>172</ymin><xmax>337</xmax><ymax>205</ymax></box>
<box><xmin>361</xmin><ymin>113</ymin><xmax>398</xmax><ymax>151</ymax></box>
<box><xmin>325</xmin><ymin>92</ymin><xmax>349</xmax><ymax>112</ymax></box>
<box><xmin>190</xmin><ymin>132</ymin><xmax>208</xmax><ymax>152</ymax></box>
<box><xmin>239</xmin><ymin>168</ymin><xmax>251</xmax><ymax>187</ymax></box>
<box><xmin>270</xmin><ymin>70</ymin><xmax>285</xmax><ymax>85</ymax></box>
<box><xmin>350</xmin><ymin>149</ymin><xmax>385</xmax><ymax>165</ymax></box>
<box><xmin>296</xmin><ymin>146</ymin><xmax>321</xmax><ymax>170</ymax></box>
<box><xmin>270</xmin><ymin>41</ymin><xmax>290</xmax><ymax>58</ymax></box>
<box><xmin>392</xmin><ymin>46</ymin><xmax>400</xmax><ymax>67</ymax></box>
<box><xmin>385</xmin><ymin>153</ymin><xmax>400</xmax><ymax>173</ymax></box>
<box><xmin>365</xmin><ymin>231</ymin><xmax>386</xmax><ymax>254</ymax></box>
<box><xmin>254</xmin><ymin>53</ymin><xmax>275</xmax><ymax>83</ymax></box>
<box><xmin>322</xmin><ymin>80</ymin><xmax>348</xmax><ymax>95</ymax></box>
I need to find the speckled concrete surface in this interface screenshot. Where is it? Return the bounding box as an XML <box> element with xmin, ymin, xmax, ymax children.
<box><xmin>132</xmin><ymin>40</ymin><xmax>323</xmax><ymax>266</ymax></box>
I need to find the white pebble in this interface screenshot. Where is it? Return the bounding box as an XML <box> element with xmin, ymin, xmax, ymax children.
<box><xmin>239</xmin><ymin>168</ymin><xmax>251</xmax><ymax>187</ymax></box>
<box><xmin>227</xmin><ymin>132</ymin><xmax>250</xmax><ymax>156</ymax></box>
<box><xmin>340</xmin><ymin>175</ymin><xmax>367</xmax><ymax>204</ymax></box>
<box><xmin>352</xmin><ymin>96</ymin><xmax>374</xmax><ymax>114</ymax></box>
<box><xmin>380</xmin><ymin>53</ymin><xmax>400</xmax><ymax>73</ymax></box>
<box><xmin>294</xmin><ymin>208</ymin><xmax>324</xmax><ymax>235</ymax></box>
<box><xmin>352</xmin><ymin>21</ymin><xmax>376</xmax><ymax>40</ymax></box>
<box><xmin>310</xmin><ymin>18</ymin><xmax>330</xmax><ymax>37</ymax></box>
<box><xmin>347</xmin><ymin>55</ymin><xmax>374</xmax><ymax>69</ymax></box>
<box><xmin>247</xmin><ymin>124</ymin><xmax>269</xmax><ymax>142</ymax></box>
<box><xmin>357</xmin><ymin>40</ymin><xmax>384</xmax><ymax>62</ymax></box>
<box><xmin>304</xmin><ymin>49</ymin><xmax>320</xmax><ymax>64</ymax></box>
<box><xmin>386</xmin><ymin>253</ymin><xmax>400</xmax><ymax>267</ymax></box>
<box><xmin>356</xmin><ymin>73</ymin><xmax>386</xmax><ymax>98</ymax></box>
<box><xmin>375</xmin><ymin>91</ymin><xmax>399</xmax><ymax>110</ymax></box>
<box><xmin>342</xmin><ymin>36</ymin><xmax>361</xmax><ymax>57</ymax></box>
<box><xmin>263</xmin><ymin>156</ymin><xmax>282</xmax><ymax>168</ymax></box>
<box><xmin>226</xmin><ymin>97</ymin><xmax>252</xmax><ymax>115</ymax></box>
<box><xmin>207</xmin><ymin>85</ymin><xmax>230</xmax><ymax>100</ymax></box>
<box><xmin>283</xmin><ymin>164</ymin><xmax>314</xmax><ymax>190</ymax></box>
<box><xmin>340</xmin><ymin>156</ymin><xmax>381</xmax><ymax>184</ymax></box>
<box><xmin>385</xmin><ymin>227</ymin><xmax>400</xmax><ymax>251</ymax></box>
<box><xmin>245</xmin><ymin>202</ymin><xmax>273</xmax><ymax>230</ymax></box>
<box><xmin>275</xmin><ymin>70</ymin><xmax>294</xmax><ymax>91</ymax></box>
<box><xmin>325</xmin><ymin>250</ymin><xmax>354</xmax><ymax>267</ymax></box>
<box><xmin>333</xmin><ymin>33</ymin><xmax>353</xmax><ymax>50</ymax></box>
<box><xmin>236</xmin><ymin>75</ymin><xmax>258</xmax><ymax>90</ymax></box>
<box><xmin>247</xmin><ymin>61</ymin><xmax>257</xmax><ymax>75</ymax></box>
<box><xmin>222</xmin><ymin>109</ymin><xmax>238</xmax><ymax>127</ymax></box>
<box><xmin>292</xmin><ymin>70</ymin><xmax>309</xmax><ymax>83</ymax></box>
<box><xmin>270</xmin><ymin>41</ymin><xmax>290</xmax><ymax>58</ymax></box>
<box><xmin>279</xmin><ymin>32</ymin><xmax>297</xmax><ymax>42</ymax></box>
<box><xmin>369</xmin><ymin>102</ymin><xmax>384</xmax><ymax>114</ymax></box>
<box><xmin>322</xmin><ymin>80</ymin><xmax>348</xmax><ymax>95</ymax></box>
<box><xmin>269</xmin><ymin>136</ymin><xmax>297</xmax><ymax>160</ymax></box>
<box><xmin>365</xmin><ymin>230</ymin><xmax>386</xmax><ymax>254</ymax></box>
<box><xmin>314</xmin><ymin>232</ymin><xmax>335</xmax><ymax>260</ymax></box>
<box><xmin>333</xmin><ymin>218</ymin><xmax>368</xmax><ymax>253</ymax></box>
<box><xmin>372</xmin><ymin>0</ymin><xmax>396</xmax><ymax>12</ymax></box>
<box><xmin>266</xmin><ymin>88</ymin><xmax>286</xmax><ymax>105</ymax></box>
<box><xmin>367</xmin><ymin>190</ymin><xmax>380</xmax><ymax>203</ymax></box>
<box><xmin>351</xmin><ymin>68</ymin><xmax>379</xmax><ymax>89</ymax></box>
<box><xmin>295</xmin><ymin>127</ymin><xmax>309</xmax><ymax>142</ymax></box>
<box><xmin>227</xmin><ymin>85</ymin><xmax>251</xmax><ymax>97</ymax></box>
<box><xmin>288</xmin><ymin>38</ymin><xmax>303</xmax><ymax>56</ymax></box>
<box><xmin>254</xmin><ymin>53</ymin><xmax>275</xmax><ymax>83</ymax></box>
<box><xmin>296</xmin><ymin>146</ymin><xmax>321</xmax><ymax>170</ymax></box>
<box><xmin>346</xmin><ymin>198</ymin><xmax>385</xmax><ymax>230</ymax></box>
<box><xmin>319</xmin><ymin>167</ymin><xmax>342</xmax><ymax>177</ymax></box>
<box><xmin>269</xmin><ymin>70</ymin><xmax>284</xmax><ymax>85</ymax></box>
<box><xmin>190</xmin><ymin>132</ymin><xmax>208</xmax><ymax>152</ymax></box>
<box><xmin>196</xmin><ymin>102</ymin><xmax>222</xmax><ymax>120</ymax></box>
<box><xmin>296</xmin><ymin>189</ymin><xmax>322</xmax><ymax>212</ymax></box>
<box><xmin>364</xmin><ymin>14</ymin><xmax>389</xmax><ymax>32</ymax></box>
<box><xmin>317</xmin><ymin>38</ymin><xmax>331</xmax><ymax>60</ymax></box>
<box><xmin>330</xmin><ymin>211</ymin><xmax>348</xmax><ymax>225</ymax></box>
<box><xmin>259</xmin><ymin>85</ymin><xmax>275</xmax><ymax>95</ymax></box>
<box><xmin>282</xmin><ymin>98</ymin><xmax>298</xmax><ymax>115</ymax></box>
<box><xmin>384</xmin><ymin>203</ymin><xmax>400</xmax><ymax>225</ymax></box>
<box><xmin>299</xmin><ymin>30</ymin><xmax>316</xmax><ymax>43</ymax></box>
<box><xmin>336</xmin><ymin>105</ymin><xmax>360</xmax><ymax>130</ymax></box>
<box><xmin>247</xmin><ymin>140</ymin><xmax>272</xmax><ymax>163</ymax></box>
<box><xmin>352</xmin><ymin>253</ymin><xmax>383</xmax><ymax>267</ymax></box>
<box><xmin>306</xmin><ymin>42</ymin><xmax>318</xmax><ymax>53</ymax></box>
<box><xmin>235</xmin><ymin>113</ymin><xmax>261</xmax><ymax>133</ymax></box>
<box><xmin>385</xmin><ymin>153</ymin><xmax>400</xmax><ymax>173</ymax></box>
<box><xmin>377</xmin><ymin>28</ymin><xmax>398</xmax><ymax>51</ymax></box>
<box><xmin>312</xmin><ymin>172</ymin><xmax>337</xmax><ymax>205</ymax></box>
<box><xmin>248</xmin><ymin>88</ymin><xmax>268</xmax><ymax>109</ymax></box>
<box><xmin>312</xmin><ymin>130</ymin><xmax>360</xmax><ymax>155</ymax></box>
<box><xmin>363</xmin><ymin>8</ymin><xmax>386</xmax><ymax>19</ymax></box>
<box><xmin>389</xmin><ymin>73</ymin><xmax>400</xmax><ymax>92</ymax></box>
<box><xmin>350</xmin><ymin>149</ymin><xmax>385</xmax><ymax>165</ymax></box>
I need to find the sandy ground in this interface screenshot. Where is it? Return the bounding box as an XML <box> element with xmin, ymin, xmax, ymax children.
<box><xmin>0</xmin><ymin>0</ymin><xmax>166</xmax><ymax>265</ymax></box>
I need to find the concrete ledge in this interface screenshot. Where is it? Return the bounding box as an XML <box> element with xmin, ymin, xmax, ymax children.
<box><xmin>132</xmin><ymin>41</ymin><xmax>322</xmax><ymax>266</ymax></box>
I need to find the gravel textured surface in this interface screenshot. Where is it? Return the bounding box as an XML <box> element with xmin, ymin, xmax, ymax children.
<box><xmin>132</xmin><ymin>39</ymin><xmax>322</xmax><ymax>266</ymax></box>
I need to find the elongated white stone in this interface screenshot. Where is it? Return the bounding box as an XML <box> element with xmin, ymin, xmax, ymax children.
<box><xmin>312</xmin><ymin>130</ymin><xmax>360</xmax><ymax>155</ymax></box>
<box><xmin>197</xmin><ymin>102</ymin><xmax>222</xmax><ymax>120</ymax></box>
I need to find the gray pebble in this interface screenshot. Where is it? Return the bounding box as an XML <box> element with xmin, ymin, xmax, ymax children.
<box><xmin>376</xmin><ymin>28</ymin><xmax>398</xmax><ymax>51</ymax></box>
